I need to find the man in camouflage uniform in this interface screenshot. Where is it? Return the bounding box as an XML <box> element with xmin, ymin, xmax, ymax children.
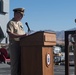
<box><xmin>7</xmin><ymin>8</ymin><xmax>26</xmax><ymax>75</ymax></box>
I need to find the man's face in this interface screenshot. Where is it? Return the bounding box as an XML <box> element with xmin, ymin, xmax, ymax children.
<box><xmin>14</xmin><ymin>12</ymin><xmax>23</xmax><ymax>21</ymax></box>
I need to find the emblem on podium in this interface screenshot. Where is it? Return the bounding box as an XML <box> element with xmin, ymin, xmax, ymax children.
<box><xmin>46</xmin><ymin>53</ymin><xmax>50</xmax><ymax>67</ymax></box>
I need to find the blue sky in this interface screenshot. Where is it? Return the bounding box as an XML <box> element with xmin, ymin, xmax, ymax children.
<box><xmin>10</xmin><ymin>0</ymin><xmax>76</xmax><ymax>32</ymax></box>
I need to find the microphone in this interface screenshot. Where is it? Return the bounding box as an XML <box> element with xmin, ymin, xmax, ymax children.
<box><xmin>75</xmin><ymin>19</ymin><xmax>76</xmax><ymax>23</ymax></box>
<box><xmin>25</xmin><ymin>22</ymin><xmax>30</xmax><ymax>32</ymax></box>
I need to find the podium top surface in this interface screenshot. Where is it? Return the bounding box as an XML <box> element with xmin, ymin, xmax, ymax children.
<box><xmin>20</xmin><ymin>31</ymin><xmax>56</xmax><ymax>46</ymax></box>
<box><xmin>27</xmin><ymin>31</ymin><xmax>56</xmax><ymax>36</ymax></box>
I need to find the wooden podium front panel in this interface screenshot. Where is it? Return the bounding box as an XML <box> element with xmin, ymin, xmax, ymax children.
<box><xmin>21</xmin><ymin>46</ymin><xmax>54</xmax><ymax>75</ymax></box>
<box><xmin>21</xmin><ymin>46</ymin><xmax>43</xmax><ymax>75</ymax></box>
<box><xmin>42</xmin><ymin>47</ymin><xmax>54</xmax><ymax>75</ymax></box>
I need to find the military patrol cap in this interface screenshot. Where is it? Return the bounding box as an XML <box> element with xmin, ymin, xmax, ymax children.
<box><xmin>13</xmin><ymin>8</ymin><xmax>25</xmax><ymax>15</ymax></box>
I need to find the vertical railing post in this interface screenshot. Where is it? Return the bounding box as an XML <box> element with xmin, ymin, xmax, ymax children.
<box><xmin>65</xmin><ymin>31</ymin><xmax>69</xmax><ymax>75</ymax></box>
<box><xmin>65</xmin><ymin>30</ymin><xmax>75</xmax><ymax>75</ymax></box>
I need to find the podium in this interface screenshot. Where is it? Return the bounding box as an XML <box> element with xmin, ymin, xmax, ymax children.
<box><xmin>20</xmin><ymin>31</ymin><xmax>56</xmax><ymax>75</ymax></box>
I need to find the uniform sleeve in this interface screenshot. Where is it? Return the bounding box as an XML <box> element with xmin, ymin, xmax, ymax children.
<box><xmin>7</xmin><ymin>21</ymin><xmax>14</xmax><ymax>33</ymax></box>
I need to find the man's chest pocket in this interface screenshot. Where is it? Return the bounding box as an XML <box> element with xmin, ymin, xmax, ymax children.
<box><xmin>14</xmin><ymin>28</ymin><xmax>18</xmax><ymax>33</ymax></box>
